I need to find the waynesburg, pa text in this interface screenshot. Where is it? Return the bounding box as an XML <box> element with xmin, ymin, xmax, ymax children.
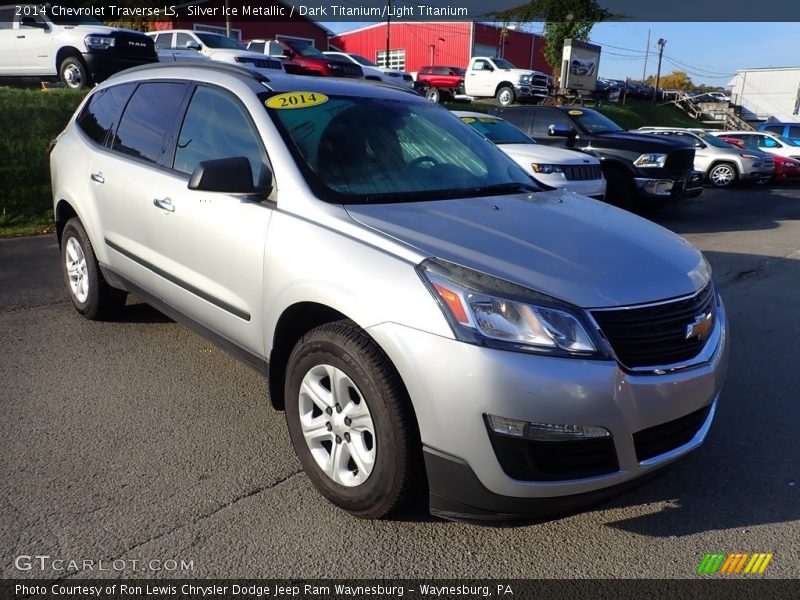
<box><xmin>14</xmin><ymin>583</ymin><xmax>515</xmax><ymax>598</ymax></box>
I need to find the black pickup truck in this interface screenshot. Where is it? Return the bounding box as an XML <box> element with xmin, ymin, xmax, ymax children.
<box><xmin>490</xmin><ymin>106</ymin><xmax>703</xmax><ymax>209</ymax></box>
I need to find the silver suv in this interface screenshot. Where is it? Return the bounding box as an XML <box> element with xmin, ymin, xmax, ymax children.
<box><xmin>51</xmin><ymin>63</ymin><xmax>729</xmax><ymax>521</ymax></box>
<box><xmin>636</xmin><ymin>127</ymin><xmax>775</xmax><ymax>187</ymax></box>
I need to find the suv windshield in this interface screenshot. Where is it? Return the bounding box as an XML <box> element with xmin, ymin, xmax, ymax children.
<box><xmin>265</xmin><ymin>94</ymin><xmax>538</xmax><ymax>204</ymax></box>
<box><xmin>568</xmin><ymin>109</ymin><xmax>624</xmax><ymax>134</ymax></box>
<box><xmin>460</xmin><ymin>116</ymin><xmax>533</xmax><ymax>145</ymax></box>
<box><xmin>348</xmin><ymin>54</ymin><xmax>376</xmax><ymax>67</ymax></box>
<box><xmin>196</xmin><ymin>33</ymin><xmax>246</xmax><ymax>50</ymax></box>
<box><xmin>290</xmin><ymin>43</ymin><xmax>326</xmax><ymax>58</ymax></box>
<box><xmin>696</xmin><ymin>132</ymin><xmax>735</xmax><ymax>148</ymax></box>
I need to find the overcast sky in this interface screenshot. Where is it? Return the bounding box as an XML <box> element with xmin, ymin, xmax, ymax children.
<box><xmin>324</xmin><ymin>21</ymin><xmax>800</xmax><ymax>85</ymax></box>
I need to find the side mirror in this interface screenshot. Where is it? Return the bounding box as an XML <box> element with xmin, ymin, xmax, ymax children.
<box><xmin>282</xmin><ymin>48</ymin><xmax>294</xmax><ymax>58</ymax></box>
<box><xmin>484</xmin><ymin>64</ymin><xmax>494</xmax><ymax>72</ymax></box>
<box><xmin>188</xmin><ymin>157</ymin><xmax>272</xmax><ymax>196</ymax></box>
<box><xmin>20</xmin><ymin>16</ymin><xmax>49</xmax><ymax>30</ymax></box>
<box><xmin>695</xmin><ymin>141</ymin><xmax>707</xmax><ymax>149</ymax></box>
<box><xmin>548</xmin><ymin>124</ymin><xmax>577</xmax><ymax>139</ymax></box>
<box><xmin>185</xmin><ymin>41</ymin><xmax>201</xmax><ymax>51</ymax></box>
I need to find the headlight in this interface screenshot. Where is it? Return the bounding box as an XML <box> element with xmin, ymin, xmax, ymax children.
<box><xmin>740</xmin><ymin>153</ymin><xmax>762</xmax><ymax>160</ymax></box>
<box><xmin>531</xmin><ymin>163</ymin><xmax>564</xmax><ymax>175</ymax></box>
<box><xmin>419</xmin><ymin>259</ymin><xmax>604</xmax><ymax>358</ymax></box>
<box><xmin>519</xmin><ymin>73</ymin><xmax>532</xmax><ymax>84</ymax></box>
<box><xmin>85</xmin><ymin>35</ymin><xmax>115</xmax><ymax>51</ymax></box>
<box><xmin>633</xmin><ymin>153</ymin><xmax>667</xmax><ymax>168</ymax></box>
<box><xmin>234</xmin><ymin>56</ymin><xmax>253</xmax><ymax>63</ymax></box>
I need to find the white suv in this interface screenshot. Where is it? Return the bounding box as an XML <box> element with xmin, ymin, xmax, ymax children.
<box><xmin>148</xmin><ymin>29</ymin><xmax>284</xmax><ymax>73</ymax></box>
<box><xmin>0</xmin><ymin>3</ymin><xmax>156</xmax><ymax>89</ymax></box>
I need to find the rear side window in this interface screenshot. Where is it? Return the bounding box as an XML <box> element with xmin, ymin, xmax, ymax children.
<box><xmin>113</xmin><ymin>82</ymin><xmax>187</xmax><ymax>165</ymax></box>
<box><xmin>76</xmin><ymin>84</ymin><xmax>136</xmax><ymax>147</ymax></box>
<box><xmin>173</xmin><ymin>86</ymin><xmax>266</xmax><ymax>185</ymax></box>
<box><xmin>764</xmin><ymin>125</ymin><xmax>784</xmax><ymax>135</ymax></box>
<box><xmin>249</xmin><ymin>41</ymin><xmax>265</xmax><ymax>53</ymax></box>
<box><xmin>789</xmin><ymin>126</ymin><xmax>800</xmax><ymax>139</ymax></box>
<box><xmin>0</xmin><ymin>7</ymin><xmax>16</xmax><ymax>28</ymax></box>
<box><xmin>495</xmin><ymin>109</ymin><xmax>532</xmax><ymax>134</ymax></box>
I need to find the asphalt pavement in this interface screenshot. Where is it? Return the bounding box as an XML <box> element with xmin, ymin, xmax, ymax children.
<box><xmin>1</xmin><ymin>186</ymin><xmax>799</xmax><ymax>579</ymax></box>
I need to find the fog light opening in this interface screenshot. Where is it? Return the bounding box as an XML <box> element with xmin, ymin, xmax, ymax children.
<box><xmin>485</xmin><ymin>414</ymin><xmax>611</xmax><ymax>441</ymax></box>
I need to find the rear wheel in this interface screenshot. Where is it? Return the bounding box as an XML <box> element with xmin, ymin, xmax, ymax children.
<box><xmin>284</xmin><ymin>321</ymin><xmax>419</xmax><ymax>519</ymax></box>
<box><xmin>496</xmin><ymin>85</ymin><xmax>515</xmax><ymax>106</ymax></box>
<box><xmin>61</xmin><ymin>218</ymin><xmax>126</xmax><ymax>319</ymax></box>
<box><xmin>708</xmin><ymin>163</ymin><xmax>738</xmax><ymax>187</ymax></box>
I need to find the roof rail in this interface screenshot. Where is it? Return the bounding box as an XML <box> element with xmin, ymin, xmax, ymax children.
<box><xmin>108</xmin><ymin>61</ymin><xmax>270</xmax><ymax>84</ymax></box>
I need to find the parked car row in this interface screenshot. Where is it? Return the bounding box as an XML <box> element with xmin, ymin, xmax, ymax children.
<box><xmin>636</xmin><ymin>127</ymin><xmax>800</xmax><ymax>186</ymax></box>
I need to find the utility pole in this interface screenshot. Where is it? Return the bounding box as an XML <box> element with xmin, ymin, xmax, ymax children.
<box><xmin>641</xmin><ymin>29</ymin><xmax>650</xmax><ymax>83</ymax></box>
<box><xmin>224</xmin><ymin>0</ymin><xmax>231</xmax><ymax>38</ymax></box>
<box><xmin>384</xmin><ymin>0</ymin><xmax>391</xmax><ymax>68</ymax></box>
<box><xmin>653</xmin><ymin>38</ymin><xmax>666</xmax><ymax>103</ymax></box>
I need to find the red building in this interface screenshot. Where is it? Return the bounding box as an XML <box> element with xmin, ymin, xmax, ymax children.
<box><xmin>152</xmin><ymin>0</ymin><xmax>331</xmax><ymax>48</ymax></box>
<box><xmin>330</xmin><ymin>22</ymin><xmax>552</xmax><ymax>74</ymax></box>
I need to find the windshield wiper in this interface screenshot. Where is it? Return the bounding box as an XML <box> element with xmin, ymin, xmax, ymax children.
<box><xmin>461</xmin><ymin>182</ymin><xmax>540</xmax><ymax>197</ymax></box>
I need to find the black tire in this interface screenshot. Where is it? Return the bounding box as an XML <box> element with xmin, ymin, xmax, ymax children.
<box><xmin>61</xmin><ymin>218</ymin><xmax>126</xmax><ymax>320</ymax></box>
<box><xmin>603</xmin><ymin>166</ymin><xmax>637</xmax><ymax>211</ymax></box>
<box><xmin>284</xmin><ymin>320</ymin><xmax>419</xmax><ymax>519</ymax></box>
<box><xmin>425</xmin><ymin>87</ymin><xmax>441</xmax><ymax>103</ymax></box>
<box><xmin>58</xmin><ymin>56</ymin><xmax>90</xmax><ymax>90</ymax></box>
<box><xmin>496</xmin><ymin>85</ymin><xmax>515</xmax><ymax>107</ymax></box>
<box><xmin>707</xmin><ymin>162</ymin><xmax>738</xmax><ymax>188</ymax></box>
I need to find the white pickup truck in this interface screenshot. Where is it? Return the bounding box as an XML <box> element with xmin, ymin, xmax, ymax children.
<box><xmin>0</xmin><ymin>3</ymin><xmax>157</xmax><ymax>89</ymax></box>
<box><xmin>463</xmin><ymin>56</ymin><xmax>551</xmax><ymax>106</ymax></box>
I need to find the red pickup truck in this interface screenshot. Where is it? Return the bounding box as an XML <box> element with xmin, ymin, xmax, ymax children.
<box><xmin>414</xmin><ymin>66</ymin><xmax>466</xmax><ymax>103</ymax></box>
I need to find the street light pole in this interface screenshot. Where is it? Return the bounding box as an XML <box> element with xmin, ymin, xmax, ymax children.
<box><xmin>384</xmin><ymin>0</ymin><xmax>391</xmax><ymax>68</ymax></box>
<box><xmin>653</xmin><ymin>38</ymin><xmax>666</xmax><ymax>102</ymax></box>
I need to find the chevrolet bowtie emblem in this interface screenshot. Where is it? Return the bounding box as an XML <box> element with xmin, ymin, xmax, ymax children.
<box><xmin>686</xmin><ymin>312</ymin><xmax>713</xmax><ymax>341</ymax></box>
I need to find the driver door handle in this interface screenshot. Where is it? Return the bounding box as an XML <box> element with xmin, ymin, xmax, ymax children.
<box><xmin>90</xmin><ymin>172</ymin><xmax>104</xmax><ymax>184</ymax></box>
<box><xmin>153</xmin><ymin>197</ymin><xmax>175</xmax><ymax>213</ymax></box>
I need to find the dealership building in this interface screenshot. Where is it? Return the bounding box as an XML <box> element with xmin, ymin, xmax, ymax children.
<box><xmin>330</xmin><ymin>22</ymin><xmax>552</xmax><ymax>75</ymax></box>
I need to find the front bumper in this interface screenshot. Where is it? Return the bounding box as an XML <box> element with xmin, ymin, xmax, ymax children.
<box><xmin>367</xmin><ymin>297</ymin><xmax>728</xmax><ymax>519</ymax></box>
<box><xmin>634</xmin><ymin>170</ymin><xmax>703</xmax><ymax>201</ymax></box>
<box><xmin>514</xmin><ymin>84</ymin><xmax>549</xmax><ymax>99</ymax></box>
<box><xmin>83</xmin><ymin>51</ymin><xmax>157</xmax><ymax>82</ymax></box>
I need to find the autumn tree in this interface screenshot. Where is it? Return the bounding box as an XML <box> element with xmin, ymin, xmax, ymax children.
<box><xmin>493</xmin><ymin>0</ymin><xmax>617</xmax><ymax>78</ymax></box>
<box><xmin>645</xmin><ymin>70</ymin><xmax>694</xmax><ymax>90</ymax></box>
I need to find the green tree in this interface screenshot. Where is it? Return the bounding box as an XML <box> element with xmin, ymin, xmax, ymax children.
<box><xmin>493</xmin><ymin>0</ymin><xmax>617</xmax><ymax>77</ymax></box>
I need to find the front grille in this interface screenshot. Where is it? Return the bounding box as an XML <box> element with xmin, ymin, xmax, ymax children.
<box><xmin>563</xmin><ymin>164</ymin><xmax>603</xmax><ymax>181</ymax></box>
<box><xmin>112</xmin><ymin>32</ymin><xmax>157</xmax><ymax>60</ymax></box>
<box><xmin>531</xmin><ymin>74</ymin><xmax>550</xmax><ymax>87</ymax></box>
<box><xmin>331</xmin><ymin>62</ymin><xmax>363</xmax><ymax>78</ymax></box>
<box><xmin>238</xmin><ymin>58</ymin><xmax>282</xmax><ymax>70</ymax></box>
<box><xmin>633</xmin><ymin>405</ymin><xmax>711</xmax><ymax>462</ymax></box>
<box><xmin>487</xmin><ymin>428</ymin><xmax>619</xmax><ymax>481</ymax></box>
<box><xmin>665</xmin><ymin>148</ymin><xmax>695</xmax><ymax>173</ymax></box>
<box><xmin>591</xmin><ymin>283</ymin><xmax>717</xmax><ymax>369</ymax></box>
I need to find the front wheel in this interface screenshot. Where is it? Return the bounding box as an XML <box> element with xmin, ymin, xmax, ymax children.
<box><xmin>59</xmin><ymin>56</ymin><xmax>89</xmax><ymax>90</ymax></box>
<box><xmin>425</xmin><ymin>87</ymin><xmax>441</xmax><ymax>103</ymax></box>
<box><xmin>284</xmin><ymin>321</ymin><xmax>419</xmax><ymax>519</ymax></box>
<box><xmin>708</xmin><ymin>163</ymin><xmax>738</xmax><ymax>187</ymax></box>
<box><xmin>496</xmin><ymin>85</ymin><xmax>515</xmax><ymax>106</ymax></box>
<box><xmin>61</xmin><ymin>218</ymin><xmax>126</xmax><ymax>319</ymax></box>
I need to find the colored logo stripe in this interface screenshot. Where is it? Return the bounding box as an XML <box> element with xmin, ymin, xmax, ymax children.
<box><xmin>697</xmin><ymin>553</ymin><xmax>773</xmax><ymax>574</ymax></box>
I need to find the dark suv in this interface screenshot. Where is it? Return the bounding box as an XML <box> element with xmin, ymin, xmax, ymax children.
<box><xmin>490</xmin><ymin>106</ymin><xmax>703</xmax><ymax>208</ymax></box>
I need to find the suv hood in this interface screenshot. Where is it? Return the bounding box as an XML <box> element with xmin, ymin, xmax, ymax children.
<box><xmin>591</xmin><ymin>131</ymin><xmax>693</xmax><ymax>152</ymax></box>
<box><xmin>346</xmin><ymin>190</ymin><xmax>708</xmax><ymax>308</ymax></box>
<box><xmin>499</xmin><ymin>144</ymin><xmax>601</xmax><ymax>166</ymax></box>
